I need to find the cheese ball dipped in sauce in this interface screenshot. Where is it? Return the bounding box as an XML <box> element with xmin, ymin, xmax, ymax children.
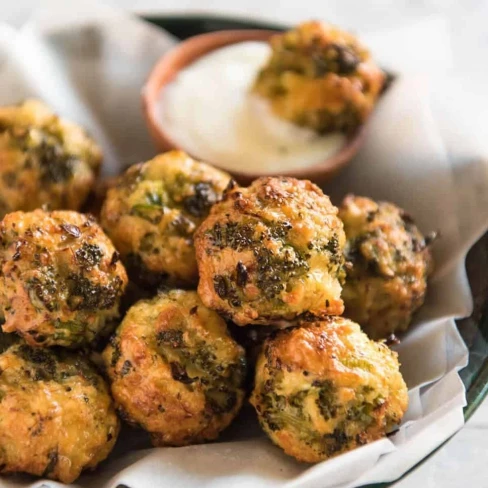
<box><xmin>0</xmin><ymin>210</ymin><xmax>128</xmax><ymax>348</ymax></box>
<box><xmin>103</xmin><ymin>290</ymin><xmax>247</xmax><ymax>447</ymax></box>
<box><xmin>0</xmin><ymin>99</ymin><xmax>102</xmax><ymax>217</ymax></box>
<box><xmin>0</xmin><ymin>343</ymin><xmax>119</xmax><ymax>483</ymax></box>
<box><xmin>101</xmin><ymin>150</ymin><xmax>231</xmax><ymax>287</ymax></box>
<box><xmin>250</xmin><ymin>318</ymin><xmax>408</xmax><ymax>463</ymax></box>
<box><xmin>339</xmin><ymin>195</ymin><xmax>434</xmax><ymax>340</ymax></box>
<box><xmin>252</xmin><ymin>21</ymin><xmax>385</xmax><ymax>134</ymax></box>
<box><xmin>195</xmin><ymin>177</ymin><xmax>346</xmax><ymax>326</ymax></box>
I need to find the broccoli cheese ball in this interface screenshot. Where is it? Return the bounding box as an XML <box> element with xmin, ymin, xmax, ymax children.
<box><xmin>0</xmin><ymin>209</ymin><xmax>128</xmax><ymax>348</ymax></box>
<box><xmin>0</xmin><ymin>99</ymin><xmax>102</xmax><ymax>217</ymax></box>
<box><xmin>252</xmin><ymin>21</ymin><xmax>385</xmax><ymax>134</ymax></box>
<box><xmin>339</xmin><ymin>195</ymin><xmax>434</xmax><ymax>340</ymax></box>
<box><xmin>195</xmin><ymin>177</ymin><xmax>346</xmax><ymax>326</ymax></box>
<box><xmin>0</xmin><ymin>343</ymin><xmax>119</xmax><ymax>483</ymax></box>
<box><xmin>103</xmin><ymin>290</ymin><xmax>247</xmax><ymax>447</ymax></box>
<box><xmin>250</xmin><ymin>318</ymin><xmax>408</xmax><ymax>463</ymax></box>
<box><xmin>100</xmin><ymin>150</ymin><xmax>231</xmax><ymax>287</ymax></box>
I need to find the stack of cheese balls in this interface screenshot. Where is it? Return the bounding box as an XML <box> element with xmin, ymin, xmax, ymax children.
<box><xmin>0</xmin><ymin>101</ymin><xmax>123</xmax><ymax>483</ymax></box>
<box><xmin>0</xmin><ymin>101</ymin><xmax>248</xmax><ymax>484</ymax></box>
<box><xmin>0</xmin><ymin>24</ymin><xmax>435</xmax><ymax>485</ymax></box>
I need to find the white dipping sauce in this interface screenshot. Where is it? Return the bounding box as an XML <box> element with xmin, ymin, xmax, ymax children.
<box><xmin>157</xmin><ymin>41</ymin><xmax>346</xmax><ymax>174</ymax></box>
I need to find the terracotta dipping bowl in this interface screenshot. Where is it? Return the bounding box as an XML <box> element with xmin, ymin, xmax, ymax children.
<box><xmin>142</xmin><ymin>29</ymin><xmax>367</xmax><ymax>185</ymax></box>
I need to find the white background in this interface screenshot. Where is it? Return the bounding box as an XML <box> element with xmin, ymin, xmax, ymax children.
<box><xmin>2</xmin><ymin>1</ymin><xmax>488</xmax><ymax>487</ymax></box>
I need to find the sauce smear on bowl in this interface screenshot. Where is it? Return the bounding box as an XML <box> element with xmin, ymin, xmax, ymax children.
<box><xmin>156</xmin><ymin>41</ymin><xmax>346</xmax><ymax>174</ymax></box>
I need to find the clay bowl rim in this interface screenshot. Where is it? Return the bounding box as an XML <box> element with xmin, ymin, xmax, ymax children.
<box><xmin>142</xmin><ymin>29</ymin><xmax>367</xmax><ymax>185</ymax></box>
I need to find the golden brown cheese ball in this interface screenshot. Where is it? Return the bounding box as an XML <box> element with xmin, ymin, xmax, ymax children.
<box><xmin>100</xmin><ymin>150</ymin><xmax>231</xmax><ymax>287</ymax></box>
<box><xmin>0</xmin><ymin>343</ymin><xmax>119</xmax><ymax>483</ymax></box>
<box><xmin>0</xmin><ymin>210</ymin><xmax>128</xmax><ymax>348</ymax></box>
<box><xmin>250</xmin><ymin>318</ymin><xmax>408</xmax><ymax>463</ymax></box>
<box><xmin>195</xmin><ymin>177</ymin><xmax>346</xmax><ymax>326</ymax></box>
<box><xmin>339</xmin><ymin>195</ymin><xmax>434</xmax><ymax>340</ymax></box>
<box><xmin>252</xmin><ymin>21</ymin><xmax>385</xmax><ymax>134</ymax></box>
<box><xmin>0</xmin><ymin>99</ymin><xmax>102</xmax><ymax>217</ymax></box>
<box><xmin>102</xmin><ymin>290</ymin><xmax>247</xmax><ymax>447</ymax></box>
